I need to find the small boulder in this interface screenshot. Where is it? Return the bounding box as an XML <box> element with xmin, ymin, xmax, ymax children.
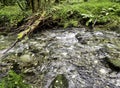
<box><xmin>20</xmin><ymin>54</ymin><xmax>33</xmax><ymax>63</ymax></box>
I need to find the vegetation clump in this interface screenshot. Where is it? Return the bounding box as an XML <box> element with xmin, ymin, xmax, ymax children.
<box><xmin>0</xmin><ymin>0</ymin><xmax>120</xmax><ymax>31</ymax></box>
<box><xmin>50</xmin><ymin>0</ymin><xmax>120</xmax><ymax>29</ymax></box>
<box><xmin>0</xmin><ymin>70</ymin><xmax>31</xmax><ymax>88</ymax></box>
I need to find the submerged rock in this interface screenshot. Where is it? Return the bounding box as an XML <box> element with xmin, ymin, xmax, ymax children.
<box><xmin>49</xmin><ymin>74</ymin><xmax>68</xmax><ymax>88</ymax></box>
<box><xmin>1</xmin><ymin>28</ymin><xmax>120</xmax><ymax>88</ymax></box>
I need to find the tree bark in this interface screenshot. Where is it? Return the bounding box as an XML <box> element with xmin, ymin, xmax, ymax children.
<box><xmin>24</xmin><ymin>0</ymin><xmax>39</xmax><ymax>13</ymax></box>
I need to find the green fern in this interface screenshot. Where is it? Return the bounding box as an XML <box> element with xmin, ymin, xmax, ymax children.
<box><xmin>0</xmin><ymin>70</ymin><xmax>31</xmax><ymax>88</ymax></box>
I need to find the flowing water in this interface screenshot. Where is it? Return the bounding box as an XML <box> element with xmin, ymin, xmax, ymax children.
<box><xmin>0</xmin><ymin>28</ymin><xmax>120</xmax><ymax>88</ymax></box>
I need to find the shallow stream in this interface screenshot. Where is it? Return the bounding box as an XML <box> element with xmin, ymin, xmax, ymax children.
<box><xmin>0</xmin><ymin>28</ymin><xmax>120</xmax><ymax>88</ymax></box>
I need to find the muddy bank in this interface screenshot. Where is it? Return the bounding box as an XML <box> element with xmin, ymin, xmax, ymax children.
<box><xmin>0</xmin><ymin>28</ymin><xmax>120</xmax><ymax>88</ymax></box>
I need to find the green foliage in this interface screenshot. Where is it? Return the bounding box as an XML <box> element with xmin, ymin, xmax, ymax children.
<box><xmin>51</xmin><ymin>0</ymin><xmax>120</xmax><ymax>28</ymax></box>
<box><xmin>63</xmin><ymin>20</ymin><xmax>78</xmax><ymax>28</ymax></box>
<box><xmin>0</xmin><ymin>5</ymin><xmax>32</xmax><ymax>29</ymax></box>
<box><xmin>16</xmin><ymin>0</ymin><xmax>28</xmax><ymax>11</ymax></box>
<box><xmin>110</xmin><ymin>0</ymin><xmax>120</xmax><ymax>3</ymax></box>
<box><xmin>0</xmin><ymin>0</ymin><xmax>120</xmax><ymax>30</ymax></box>
<box><xmin>0</xmin><ymin>5</ymin><xmax>21</xmax><ymax>23</ymax></box>
<box><xmin>0</xmin><ymin>70</ymin><xmax>31</xmax><ymax>88</ymax></box>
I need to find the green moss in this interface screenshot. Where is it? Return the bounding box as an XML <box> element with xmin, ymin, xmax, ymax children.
<box><xmin>63</xmin><ymin>20</ymin><xmax>78</xmax><ymax>28</ymax></box>
<box><xmin>0</xmin><ymin>5</ymin><xmax>32</xmax><ymax>28</ymax></box>
<box><xmin>109</xmin><ymin>58</ymin><xmax>120</xmax><ymax>67</ymax></box>
<box><xmin>0</xmin><ymin>6</ymin><xmax>21</xmax><ymax>15</ymax></box>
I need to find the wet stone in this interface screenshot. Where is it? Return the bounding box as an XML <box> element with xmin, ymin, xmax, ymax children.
<box><xmin>0</xmin><ymin>28</ymin><xmax>120</xmax><ymax>88</ymax></box>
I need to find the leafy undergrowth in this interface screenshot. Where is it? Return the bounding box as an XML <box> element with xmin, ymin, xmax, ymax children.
<box><xmin>0</xmin><ymin>5</ymin><xmax>31</xmax><ymax>31</ymax></box>
<box><xmin>0</xmin><ymin>0</ymin><xmax>120</xmax><ymax>32</ymax></box>
<box><xmin>0</xmin><ymin>70</ymin><xmax>31</xmax><ymax>88</ymax></box>
<box><xmin>51</xmin><ymin>0</ymin><xmax>120</xmax><ymax>29</ymax></box>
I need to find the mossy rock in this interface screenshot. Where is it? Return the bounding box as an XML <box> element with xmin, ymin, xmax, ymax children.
<box><xmin>49</xmin><ymin>74</ymin><xmax>68</xmax><ymax>88</ymax></box>
<box><xmin>106</xmin><ymin>47</ymin><xmax>120</xmax><ymax>68</ymax></box>
<box><xmin>108</xmin><ymin>58</ymin><xmax>120</xmax><ymax>68</ymax></box>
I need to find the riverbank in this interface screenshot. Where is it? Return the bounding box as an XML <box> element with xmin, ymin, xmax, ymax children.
<box><xmin>0</xmin><ymin>0</ymin><xmax>120</xmax><ymax>33</ymax></box>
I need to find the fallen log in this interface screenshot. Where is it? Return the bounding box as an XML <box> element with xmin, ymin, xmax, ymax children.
<box><xmin>17</xmin><ymin>11</ymin><xmax>46</xmax><ymax>39</ymax></box>
<box><xmin>0</xmin><ymin>11</ymin><xmax>47</xmax><ymax>59</ymax></box>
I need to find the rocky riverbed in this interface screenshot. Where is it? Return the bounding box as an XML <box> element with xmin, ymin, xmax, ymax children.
<box><xmin>0</xmin><ymin>28</ymin><xmax>120</xmax><ymax>88</ymax></box>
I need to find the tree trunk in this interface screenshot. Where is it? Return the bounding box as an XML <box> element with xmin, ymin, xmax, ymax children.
<box><xmin>25</xmin><ymin>0</ymin><xmax>51</xmax><ymax>13</ymax></box>
<box><xmin>27</xmin><ymin>0</ymin><xmax>40</xmax><ymax>13</ymax></box>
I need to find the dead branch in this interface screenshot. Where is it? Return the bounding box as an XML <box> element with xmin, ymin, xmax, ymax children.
<box><xmin>0</xmin><ymin>11</ymin><xmax>47</xmax><ymax>59</ymax></box>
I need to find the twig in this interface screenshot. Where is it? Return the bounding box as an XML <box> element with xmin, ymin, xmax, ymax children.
<box><xmin>3</xmin><ymin>39</ymin><xmax>20</xmax><ymax>54</ymax></box>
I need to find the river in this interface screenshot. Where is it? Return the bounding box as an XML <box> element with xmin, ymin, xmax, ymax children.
<box><xmin>0</xmin><ymin>27</ymin><xmax>120</xmax><ymax>88</ymax></box>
